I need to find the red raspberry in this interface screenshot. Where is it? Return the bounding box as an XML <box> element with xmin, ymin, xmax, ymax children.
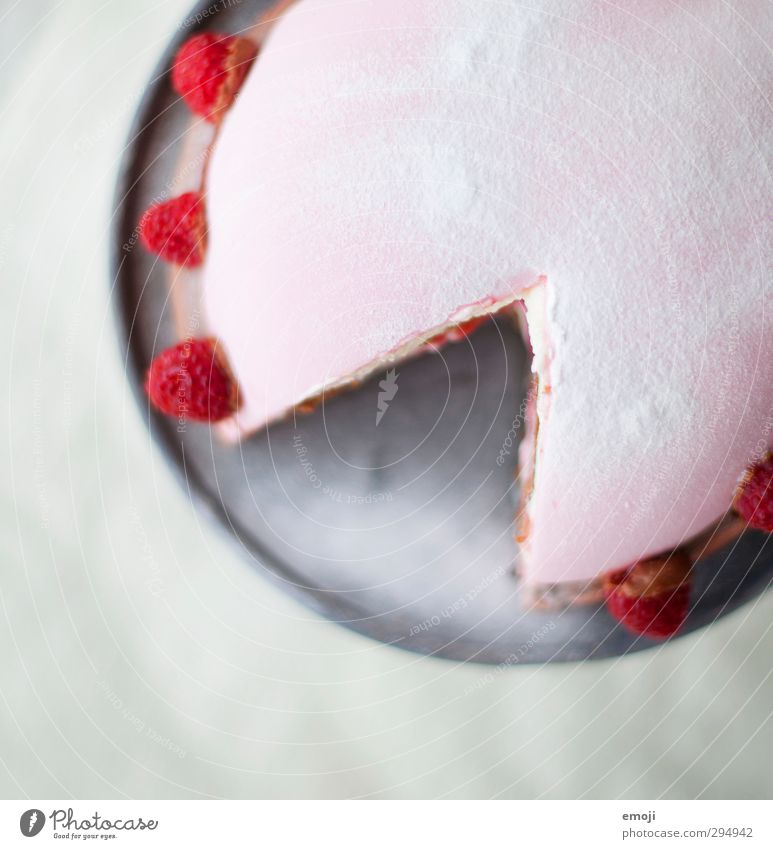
<box><xmin>145</xmin><ymin>338</ymin><xmax>237</xmax><ymax>423</ymax></box>
<box><xmin>171</xmin><ymin>33</ymin><xmax>257</xmax><ymax>122</ymax></box>
<box><xmin>139</xmin><ymin>192</ymin><xmax>206</xmax><ymax>266</ymax></box>
<box><xmin>733</xmin><ymin>453</ymin><xmax>773</xmax><ymax>532</ymax></box>
<box><xmin>603</xmin><ymin>552</ymin><xmax>692</xmax><ymax>640</ymax></box>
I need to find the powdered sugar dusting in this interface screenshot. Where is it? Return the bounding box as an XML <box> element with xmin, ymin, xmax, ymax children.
<box><xmin>204</xmin><ymin>0</ymin><xmax>773</xmax><ymax>584</ymax></box>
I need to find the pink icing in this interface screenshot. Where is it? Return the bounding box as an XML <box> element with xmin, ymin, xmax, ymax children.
<box><xmin>202</xmin><ymin>0</ymin><xmax>773</xmax><ymax>585</ymax></box>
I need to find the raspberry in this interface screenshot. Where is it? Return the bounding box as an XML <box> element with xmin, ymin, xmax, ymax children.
<box><xmin>145</xmin><ymin>338</ymin><xmax>237</xmax><ymax>423</ymax></box>
<box><xmin>733</xmin><ymin>453</ymin><xmax>773</xmax><ymax>532</ymax></box>
<box><xmin>139</xmin><ymin>192</ymin><xmax>206</xmax><ymax>266</ymax></box>
<box><xmin>171</xmin><ymin>33</ymin><xmax>257</xmax><ymax>122</ymax></box>
<box><xmin>603</xmin><ymin>552</ymin><xmax>692</xmax><ymax>640</ymax></box>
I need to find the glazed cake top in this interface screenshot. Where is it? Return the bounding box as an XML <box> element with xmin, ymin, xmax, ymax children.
<box><xmin>202</xmin><ymin>0</ymin><xmax>773</xmax><ymax>584</ymax></box>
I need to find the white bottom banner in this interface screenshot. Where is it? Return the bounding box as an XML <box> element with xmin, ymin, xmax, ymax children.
<box><xmin>1</xmin><ymin>800</ymin><xmax>769</xmax><ymax>847</ymax></box>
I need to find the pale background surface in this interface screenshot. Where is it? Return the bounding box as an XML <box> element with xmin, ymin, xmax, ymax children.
<box><xmin>2</xmin><ymin>0</ymin><xmax>772</xmax><ymax>799</ymax></box>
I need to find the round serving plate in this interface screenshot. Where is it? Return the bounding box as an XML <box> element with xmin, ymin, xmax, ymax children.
<box><xmin>111</xmin><ymin>0</ymin><xmax>773</xmax><ymax>663</ymax></box>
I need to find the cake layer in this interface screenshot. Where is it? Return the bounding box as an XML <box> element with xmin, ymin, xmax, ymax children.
<box><xmin>202</xmin><ymin>0</ymin><xmax>773</xmax><ymax>585</ymax></box>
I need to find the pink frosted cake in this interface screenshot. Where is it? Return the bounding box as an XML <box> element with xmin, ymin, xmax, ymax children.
<box><xmin>139</xmin><ymin>0</ymin><xmax>773</xmax><ymax>639</ymax></box>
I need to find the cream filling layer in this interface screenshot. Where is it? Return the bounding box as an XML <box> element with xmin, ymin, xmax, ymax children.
<box><xmin>515</xmin><ymin>280</ymin><xmax>554</xmax><ymax>564</ymax></box>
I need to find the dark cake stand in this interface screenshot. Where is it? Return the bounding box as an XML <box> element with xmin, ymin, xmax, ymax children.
<box><xmin>110</xmin><ymin>0</ymin><xmax>772</xmax><ymax>664</ymax></box>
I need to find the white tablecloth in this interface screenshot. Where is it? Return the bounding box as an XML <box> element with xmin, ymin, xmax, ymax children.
<box><xmin>1</xmin><ymin>0</ymin><xmax>772</xmax><ymax>799</ymax></box>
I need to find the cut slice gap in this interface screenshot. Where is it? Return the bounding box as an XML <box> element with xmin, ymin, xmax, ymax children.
<box><xmin>220</xmin><ymin>278</ymin><xmax>551</xmax><ymax>442</ymax></box>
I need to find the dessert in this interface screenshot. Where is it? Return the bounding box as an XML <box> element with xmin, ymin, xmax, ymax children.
<box><xmin>139</xmin><ymin>192</ymin><xmax>206</xmax><ymax>266</ymax></box>
<box><xmin>138</xmin><ymin>0</ymin><xmax>773</xmax><ymax>637</ymax></box>
<box><xmin>144</xmin><ymin>337</ymin><xmax>237</xmax><ymax>423</ymax></box>
<box><xmin>603</xmin><ymin>552</ymin><xmax>692</xmax><ymax>641</ymax></box>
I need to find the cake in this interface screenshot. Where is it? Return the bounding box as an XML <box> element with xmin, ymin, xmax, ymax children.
<box><xmin>138</xmin><ymin>0</ymin><xmax>773</xmax><ymax>639</ymax></box>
